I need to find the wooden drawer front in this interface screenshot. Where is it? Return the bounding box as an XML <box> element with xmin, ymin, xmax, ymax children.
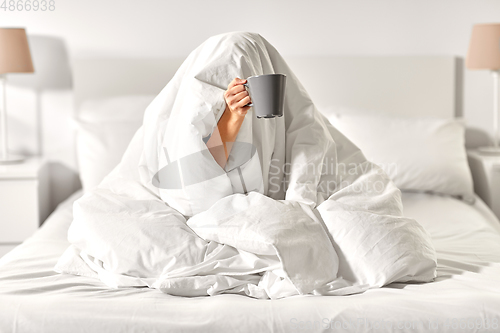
<box><xmin>0</xmin><ymin>180</ymin><xmax>39</xmax><ymax>242</ymax></box>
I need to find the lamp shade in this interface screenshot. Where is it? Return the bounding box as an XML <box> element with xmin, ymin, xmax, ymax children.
<box><xmin>466</xmin><ymin>23</ymin><xmax>500</xmax><ymax>70</ymax></box>
<box><xmin>0</xmin><ymin>28</ymin><xmax>34</xmax><ymax>74</ymax></box>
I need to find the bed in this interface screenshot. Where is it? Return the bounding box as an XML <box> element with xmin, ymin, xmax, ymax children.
<box><xmin>1</xmin><ymin>54</ymin><xmax>500</xmax><ymax>332</ymax></box>
<box><xmin>1</xmin><ymin>191</ymin><xmax>500</xmax><ymax>332</ymax></box>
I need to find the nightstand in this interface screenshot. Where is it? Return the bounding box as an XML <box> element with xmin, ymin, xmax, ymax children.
<box><xmin>0</xmin><ymin>158</ymin><xmax>50</xmax><ymax>258</ymax></box>
<box><xmin>467</xmin><ymin>150</ymin><xmax>500</xmax><ymax>219</ymax></box>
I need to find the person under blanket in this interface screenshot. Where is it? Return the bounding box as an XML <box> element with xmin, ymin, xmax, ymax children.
<box><xmin>55</xmin><ymin>32</ymin><xmax>437</xmax><ymax>299</ymax></box>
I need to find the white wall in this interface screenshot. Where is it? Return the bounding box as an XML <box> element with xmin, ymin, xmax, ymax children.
<box><xmin>1</xmin><ymin>0</ymin><xmax>499</xmax><ymax>202</ymax></box>
<box><xmin>2</xmin><ymin>0</ymin><xmax>498</xmax><ymax>132</ymax></box>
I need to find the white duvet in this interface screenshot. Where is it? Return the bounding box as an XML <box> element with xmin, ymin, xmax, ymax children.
<box><xmin>56</xmin><ymin>32</ymin><xmax>436</xmax><ymax>299</ymax></box>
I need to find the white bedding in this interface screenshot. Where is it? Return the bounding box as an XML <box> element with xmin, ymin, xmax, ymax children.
<box><xmin>56</xmin><ymin>32</ymin><xmax>436</xmax><ymax>299</ymax></box>
<box><xmin>1</xmin><ymin>191</ymin><xmax>499</xmax><ymax>333</ymax></box>
<box><xmin>327</xmin><ymin>114</ymin><xmax>475</xmax><ymax>202</ymax></box>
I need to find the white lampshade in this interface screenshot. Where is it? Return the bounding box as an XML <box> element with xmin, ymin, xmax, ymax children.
<box><xmin>0</xmin><ymin>28</ymin><xmax>34</xmax><ymax>74</ymax></box>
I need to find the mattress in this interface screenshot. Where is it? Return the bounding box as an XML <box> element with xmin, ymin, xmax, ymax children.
<box><xmin>1</xmin><ymin>191</ymin><xmax>500</xmax><ymax>333</ymax></box>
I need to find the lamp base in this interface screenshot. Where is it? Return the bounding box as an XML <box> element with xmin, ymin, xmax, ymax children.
<box><xmin>477</xmin><ymin>146</ymin><xmax>500</xmax><ymax>155</ymax></box>
<box><xmin>0</xmin><ymin>154</ymin><xmax>25</xmax><ymax>164</ymax></box>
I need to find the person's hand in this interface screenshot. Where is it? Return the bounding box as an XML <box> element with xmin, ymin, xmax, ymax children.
<box><xmin>223</xmin><ymin>78</ymin><xmax>251</xmax><ymax>118</ymax></box>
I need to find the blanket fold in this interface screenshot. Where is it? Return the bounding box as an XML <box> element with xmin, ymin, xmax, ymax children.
<box><xmin>56</xmin><ymin>32</ymin><xmax>437</xmax><ymax>299</ymax></box>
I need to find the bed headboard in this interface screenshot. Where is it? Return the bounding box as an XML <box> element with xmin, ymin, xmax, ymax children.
<box><xmin>73</xmin><ymin>56</ymin><xmax>460</xmax><ymax>118</ymax></box>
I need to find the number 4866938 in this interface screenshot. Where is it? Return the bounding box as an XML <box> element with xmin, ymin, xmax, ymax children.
<box><xmin>1</xmin><ymin>0</ymin><xmax>55</xmax><ymax>11</ymax></box>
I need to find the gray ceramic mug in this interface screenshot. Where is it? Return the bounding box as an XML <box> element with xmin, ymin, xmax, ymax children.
<box><xmin>244</xmin><ymin>74</ymin><xmax>286</xmax><ymax>118</ymax></box>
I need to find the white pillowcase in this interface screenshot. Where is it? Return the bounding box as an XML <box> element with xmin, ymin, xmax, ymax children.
<box><xmin>316</xmin><ymin>199</ymin><xmax>437</xmax><ymax>291</ymax></box>
<box><xmin>76</xmin><ymin>95</ymin><xmax>155</xmax><ymax>192</ymax></box>
<box><xmin>327</xmin><ymin>113</ymin><xmax>475</xmax><ymax>202</ymax></box>
<box><xmin>318</xmin><ymin>105</ymin><xmax>384</xmax><ymax>118</ymax></box>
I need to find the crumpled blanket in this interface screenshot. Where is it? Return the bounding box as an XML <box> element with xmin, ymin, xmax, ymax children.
<box><xmin>55</xmin><ymin>32</ymin><xmax>437</xmax><ymax>299</ymax></box>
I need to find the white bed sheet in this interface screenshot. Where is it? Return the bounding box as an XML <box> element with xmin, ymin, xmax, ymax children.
<box><xmin>1</xmin><ymin>191</ymin><xmax>500</xmax><ymax>333</ymax></box>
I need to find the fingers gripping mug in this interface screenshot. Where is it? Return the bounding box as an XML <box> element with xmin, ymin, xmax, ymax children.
<box><xmin>243</xmin><ymin>74</ymin><xmax>286</xmax><ymax>118</ymax></box>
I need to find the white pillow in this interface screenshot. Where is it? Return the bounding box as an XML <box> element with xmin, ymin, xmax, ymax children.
<box><xmin>78</xmin><ymin>95</ymin><xmax>154</xmax><ymax>123</ymax></box>
<box><xmin>316</xmin><ymin>199</ymin><xmax>437</xmax><ymax>291</ymax></box>
<box><xmin>327</xmin><ymin>113</ymin><xmax>475</xmax><ymax>202</ymax></box>
<box><xmin>76</xmin><ymin>95</ymin><xmax>155</xmax><ymax>192</ymax></box>
<box><xmin>317</xmin><ymin>105</ymin><xmax>383</xmax><ymax>118</ymax></box>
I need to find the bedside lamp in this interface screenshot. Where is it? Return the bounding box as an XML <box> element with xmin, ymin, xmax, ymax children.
<box><xmin>0</xmin><ymin>28</ymin><xmax>35</xmax><ymax>164</ymax></box>
<box><xmin>466</xmin><ymin>23</ymin><xmax>500</xmax><ymax>155</ymax></box>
